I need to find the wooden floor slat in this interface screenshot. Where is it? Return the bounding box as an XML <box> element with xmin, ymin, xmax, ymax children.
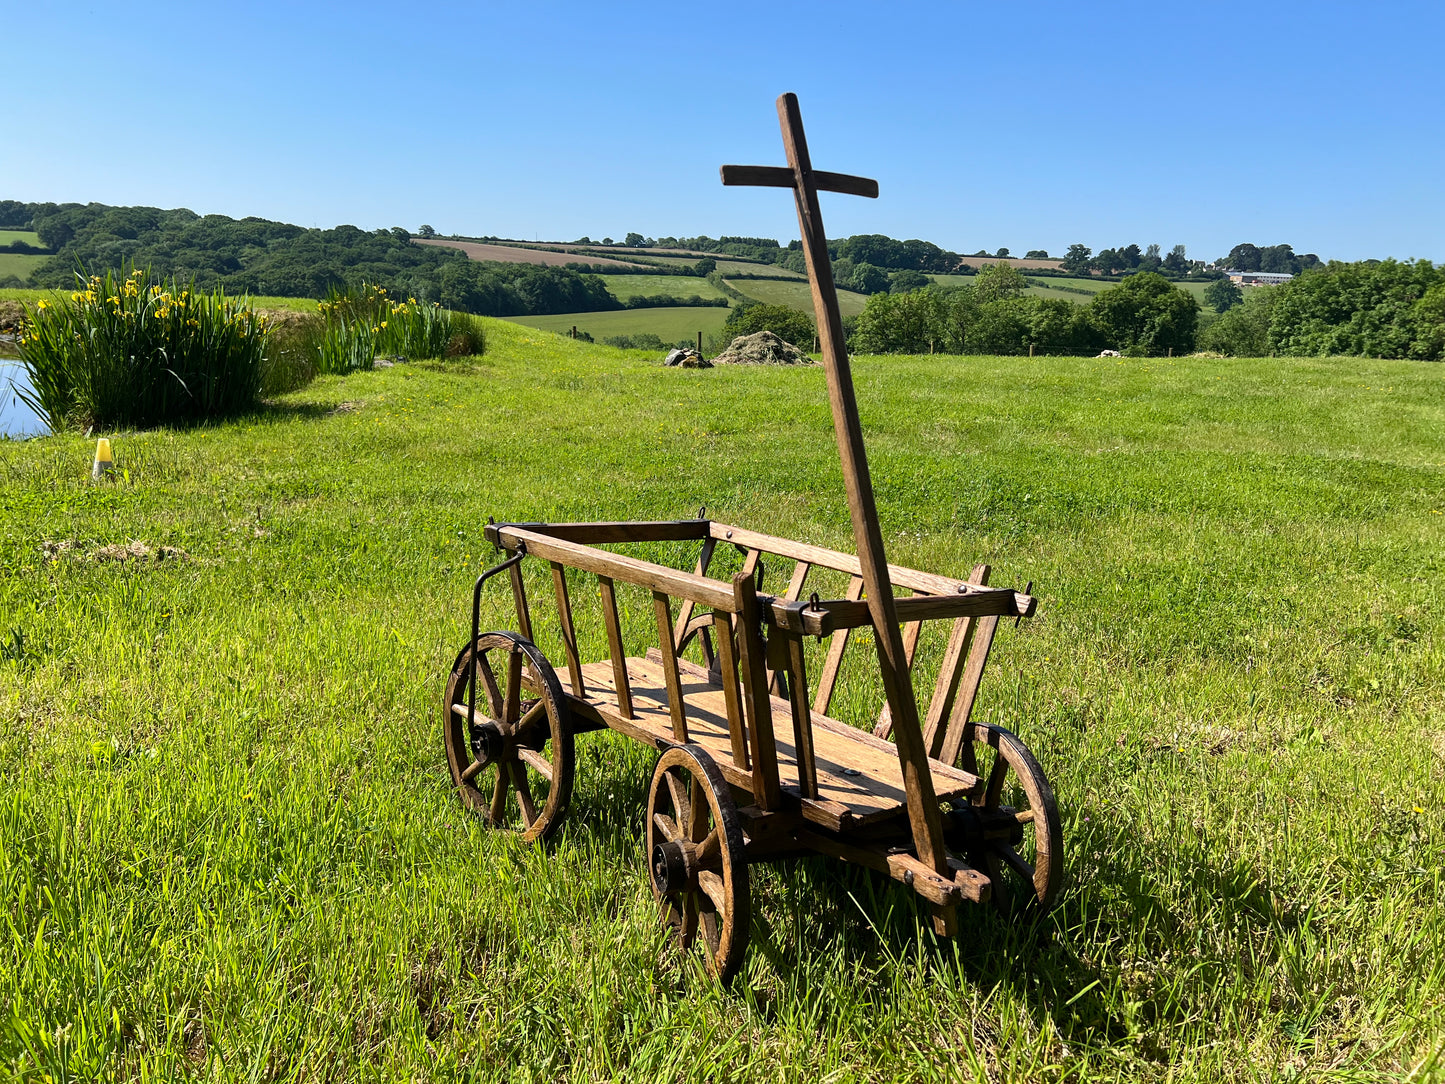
<box><xmin>558</xmin><ymin>656</ymin><xmax>979</xmax><ymax>826</ymax></box>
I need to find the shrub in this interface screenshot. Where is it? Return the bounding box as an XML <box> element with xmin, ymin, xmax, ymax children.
<box><xmin>444</xmin><ymin>312</ymin><xmax>486</xmax><ymax>357</ymax></box>
<box><xmin>1199</xmin><ymin>287</ymin><xmax>1278</xmax><ymax>356</ymax></box>
<box><xmin>1086</xmin><ymin>272</ymin><xmax>1199</xmax><ymax>355</ymax></box>
<box><xmin>18</xmin><ymin>267</ymin><xmax>266</xmax><ymax>431</ymax></box>
<box><xmin>721</xmin><ymin>302</ymin><xmax>814</xmax><ymax>348</ymax></box>
<box><xmin>851</xmin><ymin>289</ymin><xmax>945</xmax><ymax>354</ymax></box>
<box><xmin>602</xmin><ymin>333</ymin><xmax>668</xmax><ymax>351</ymax></box>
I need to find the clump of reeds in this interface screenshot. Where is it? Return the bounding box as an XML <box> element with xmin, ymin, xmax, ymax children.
<box><xmin>17</xmin><ymin>268</ymin><xmax>267</xmax><ymax>431</ymax></box>
<box><xmin>314</xmin><ymin>285</ymin><xmax>485</xmax><ymax>372</ymax></box>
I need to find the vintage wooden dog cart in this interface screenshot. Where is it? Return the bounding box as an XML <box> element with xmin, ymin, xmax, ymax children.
<box><xmin>443</xmin><ymin>94</ymin><xmax>1063</xmax><ymax>982</ymax></box>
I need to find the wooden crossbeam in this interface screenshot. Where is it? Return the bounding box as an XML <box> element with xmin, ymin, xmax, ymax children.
<box><xmin>720</xmin><ymin>93</ymin><xmax>950</xmax><ymax>885</ymax></box>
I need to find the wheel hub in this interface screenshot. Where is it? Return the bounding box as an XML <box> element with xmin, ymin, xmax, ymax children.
<box><xmin>651</xmin><ymin>840</ymin><xmax>689</xmax><ymax>896</ymax></box>
<box><xmin>470</xmin><ymin>721</ymin><xmax>504</xmax><ymax>765</ymax></box>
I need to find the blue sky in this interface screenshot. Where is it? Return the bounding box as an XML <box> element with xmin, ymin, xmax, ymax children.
<box><xmin>5</xmin><ymin>1</ymin><xmax>1442</xmax><ymax>263</ymax></box>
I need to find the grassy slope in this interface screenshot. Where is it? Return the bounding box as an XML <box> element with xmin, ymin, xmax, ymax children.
<box><xmin>0</xmin><ymin>230</ymin><xmax>43</xmax><ymax>247</ymax></box>
<box><xmin>1</xmin><ymin>321</ymin><xmax>1442</xmax><ymax>1080</ymax></box>
<box><xmin>0</xmin><ymin>254</ymin><xmax>49</xmax><ymax>283</ymax></box>
<box><xmin>597</xmin><ymin>274</ymin><xmax>729</xmax><ymax>302</ymax></box>
<box><xmin>725</xmin><ymin>277</ymin><xmax>868</xmax><ymax>317</ymax></box>
<box><xmin>506</xmin><ymin>306</ymin><xmax>730</xmax><ymax>341</ymax></box>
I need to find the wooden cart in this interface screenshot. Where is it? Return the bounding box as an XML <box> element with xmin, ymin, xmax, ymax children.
<box><xmin>442</xmin><ymin>94</ymin><xmax>1063</xmax><ymax>982</ymax></box>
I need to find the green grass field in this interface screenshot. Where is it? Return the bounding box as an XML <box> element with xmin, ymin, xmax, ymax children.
<box><xmin>0</xmin><ymin>230</ymin><xmax>44</xmax><ymax>248</ymax></box>
<box><xmin>1</xmin><ymin>320</ymin><xmax>1442</xmax><ymax>1080</ymax></box>
<box><xmin>597</xmin><ymin>274</ymin><xmax>729</xmax><ymax>302</ymax></box>
<box><xmin>725</xmin><ymin>277</ymin><xmax>868</xmax><ymax>317</ymax></box>
<box><xmin>0</xmin><ymin>254</ymin><xmax>49</xmax><ymax>284</ymax></box>
<box><xmin>506</xmin><ymin>305</ymin><xmax>731</xmax><ymax>342</ymax></box>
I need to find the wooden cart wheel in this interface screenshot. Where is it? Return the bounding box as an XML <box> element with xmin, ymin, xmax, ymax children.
<box><xmin>443</xmin><ymin>631</ymin><xmax>574</xmax><ymax>843</ymax></box>
<box><xmin>960</xmin><ymin>723</ymin><xmax>1063</xmax><ymax>915</ymax></box>
<box><xmin>644</xmin><ymin>744</ymin><xmax>750</xmax><ymax>984</ymax></box>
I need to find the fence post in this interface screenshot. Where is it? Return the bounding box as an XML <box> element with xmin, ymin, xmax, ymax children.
<box><xmin>571</xmin><ymin>326</ymin><xmax>577</xmax><ymax>339</ymax></box>
<box><xmin>1029</xmin><ymin>343</ymin><xmax>1035</xmax><ymax>357</ymax></box>
<box><xmin>697</xmin><ymin>331</ymin><xmax>703</xmax><ymax>354</ymax></box>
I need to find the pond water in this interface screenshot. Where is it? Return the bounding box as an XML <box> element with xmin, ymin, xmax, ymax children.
<box><xmin>0</xmin><ymin>361</ymin><xmax>48</xmax><ymax>438</ymax></box>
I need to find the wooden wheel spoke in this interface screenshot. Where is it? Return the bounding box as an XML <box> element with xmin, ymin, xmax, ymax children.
<box><xmin>685</xmin><ymin>778</ymin><xmax>709</xmax><ymax>843</ymax></box>
<box><xmin>511</xmin><ymin>761</ymin><xmax>538</xmax><ymax>827</ymax></box>
<box><xmin>694</xmin><ymin>828</ymin><xmax>721</xmax><ymax>869</ymax></box>
<box><xmin>697</xmin><ymin>870</ymin><xmax>727</xmax><ymax>914</ymax></box>
<box><xmin>653</xmin><ymin>812</ymin><xmax>681</xmax><ymax>843</ymax></box>
<box><xmin>503</xmin><ymin>647</ymin><xmax>524</xmax><ymax>725</ymax></box>
<box><xmin>665</xmin><ymin>770</ymin><xmax>690</xmax><ymax>827</ymax></box>
<box><xmin>984</xmin><ymin>753</ymin><xmax>1010</xmax><ymax>807</ymax></box>
<box><xmin>515</xmin><ymin>745</ymin><xmax>554</xmax><ymax>783</ymax></box>
<box><xmin>488</xmin><ymin>766</ymin><xmax>508</xmax><ymax>824</ymax></box>
<box><xmin>475</xmin><ymin>651</ymin><xmax>504</xmax><ymax>720</ymax></box>
<box><xmin>460</xmin><ymin>757</ymin><xmax>486</xmax><ymax>784</ymax></box>
<box><xmin>512</xmin><ymin>699</ymin><xmax>548</xmax><ymax>738</ymax></box>
<box><xmin>1014</xmin><ymin>808</ymin><xmax>1035</xmax><ymax>824</ymax></box>
<box><xmin>996</xmin><ymin>844</ymin><xmax>1037</xmax><ymax>886</ymax></box>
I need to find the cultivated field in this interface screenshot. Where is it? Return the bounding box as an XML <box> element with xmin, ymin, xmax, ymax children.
<box><xmin>648</xmin><ymin>255</ymin><xmax>805</xmax><ymax>278</ymax></box>
<box><xmin>963</xmin><ymin>255</ymin><xmax>1066</xmax><ymax>271</ymax></box>
<box><xmin>413</xmin><ymin>238</ymin><xmax>650</xmax><ymax>270</ymax></box>
<box><xmin>506</xmin><ymin>305</ymin><xmax>730</xmax><ymax>342</ymax></box>
<box><xmin>2</xmin><ymin>322</ymin><xmax>1442</xmax><ymax>1080</ymax></box>
<box><xmin>726</xmin><ymin>277</ymin><xmax>868</xmax><ymax>317</ymax></box>
<box><xmin>596</xmin><ymin>274</ymin><xmax>729</xmax><ymax>302</ymax></box>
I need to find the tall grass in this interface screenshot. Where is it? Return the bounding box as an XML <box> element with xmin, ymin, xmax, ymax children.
<box><xmin>17</xmin><ymin>268</ymin><xmax>266</xmax><ymax>430</ymax></box>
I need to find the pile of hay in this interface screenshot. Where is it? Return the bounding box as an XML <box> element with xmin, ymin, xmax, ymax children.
<box><xmin>710</xmin><ymin>331</ymin><xmax>813</xmax><ymax>366</ymax></box>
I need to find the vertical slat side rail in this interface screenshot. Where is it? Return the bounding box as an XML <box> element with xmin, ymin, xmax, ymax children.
<box><xmin>872</xmin><ymin>609</ymin><xmax>926</xmax><ymax>739</ymax></box>
<box><xmin>712</xmin><ymin>612</ymin><xmax>750</xmax><ymax>770</ymax></box>
<box><xmin>672</xmin><ymin>536</ymin><xmax>718</xmax><ymax>650</ymax></box>
<box><xmin>739</xmin><ymin>548</ymin><xmax>762</xmax><ymax>579</ymax></box>
<box><xmin>812</xmin><ymin>574</ymin><xmax>865</xmax><ymax>715</ymax></box>
<box><xmin>508</xmin><ymin>561</ymin><xmax>533</xmax><ymax>641</ymax></box>
<box><xmin>733</xmin><ymin>571</ymin><xmax>782</xmax><ymax>809</ymax></box>
<box><xmin>597</xmin><ymin>575</ymin><xmax>633</xmax><ymax>719</ymax></box>
<box><xmin>652</xmin><ymin>591</ymin><xmax>689</xmax><ymax>743</ymax></box>
<box><xmin>938</xmin><ymin>614</ymin><xmax>1002</xmax><ymax>770</ymax></box>
<box><xmin>550</xmin><ymin>561</ymin><xmax>584</xmax><ymax>696</ymax></box>
<box><xmin>769</xmin><ymin>561</ymin><xmax>813</xmax><ymax>696</ymax></box>
<box><xmin>923</xmin><ymin>564</ymin><xmax>990</xmax><ymax>758</ymax></box>
<box><xmin>782</xmin><ymin>631</ymin><xmax>819</xmax><ymax>799</ymax></box>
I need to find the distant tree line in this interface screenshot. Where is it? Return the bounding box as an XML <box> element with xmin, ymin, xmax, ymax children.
<box><xmin>1202</xmin><ymin>259</ymin><xmax>1445</xmax><ymax>359</ymax></box>
<box><xmin>0</xmin><ymin>201</ymin><xmax>627</xmax><ymax>318</ymax></box>
<box><xmin>852</xmin><ymin>264</ymin><xmax>1198</xmax><ymax>356</ymax></box>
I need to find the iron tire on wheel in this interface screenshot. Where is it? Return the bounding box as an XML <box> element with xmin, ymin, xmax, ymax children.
<box><xmin>645</xmin><ymin>743</ymin><xmax>750</xmax><ymax>984</ymax></box>
<box><xmin>961</xmin><ymin>723</ymin><xmax>1064</xmax><ymax>916</ymax></box>
<box><xmin>443</xmin><ymin>631</ymin><xmax>574</xmax><ymax>843</ymax></box>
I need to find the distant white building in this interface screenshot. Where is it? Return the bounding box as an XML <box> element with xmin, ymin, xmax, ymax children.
<box><xmin>1226</xmin><ymin>270</ymin><xmax>1294</xmax><ymax>286</ymax></box>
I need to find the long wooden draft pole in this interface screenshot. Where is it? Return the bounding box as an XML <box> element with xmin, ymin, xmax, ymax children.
<box><xmin>721</xmin><ymin>93</ymin><xmax>950</xmax><ymax>881</ymax></box>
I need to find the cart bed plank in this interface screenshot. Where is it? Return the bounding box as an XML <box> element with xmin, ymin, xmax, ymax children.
<box><xmin>561</xmin><ymin>656</ymin><xmax>979</xmax><ymax>827</ymax></box>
